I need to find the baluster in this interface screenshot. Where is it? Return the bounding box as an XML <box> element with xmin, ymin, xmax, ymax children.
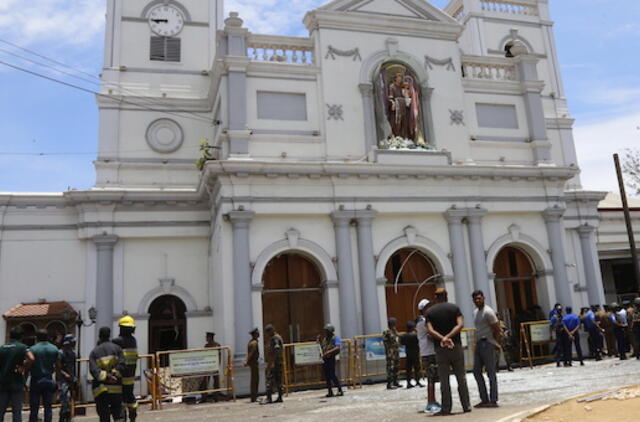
<box><xmin>262</xmin><ymin>46</ymin><xmax>268</xmax><ymax>61</ymax></box>
<box><xmin>302</xmin><ymin>50</ymin><xmax>308</xmax><ymax>64</ymax></box>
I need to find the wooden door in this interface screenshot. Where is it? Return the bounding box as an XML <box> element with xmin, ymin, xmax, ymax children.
<box><xmin>384</xmin><ymin>248</ymin><xmax>436</xmax><ymax>328</ymax></box>
<box><xmin>493</xmin><ymin>247</ymin><xmax>539</xmax><ymax>320</ymax></box>
<box><xmin>262</xmin><ymin>254</ymin><xmax>325</xmax><ymax>344</ymax></box>
<box><xmin>148</xmin><ymin>295</ymin><xmax>187</xmax><ymax>363</ymax></box>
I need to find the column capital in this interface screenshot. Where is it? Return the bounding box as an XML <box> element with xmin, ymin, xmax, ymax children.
<box><xmin>466</xmin><ymin>207</ymin><xmax>487</xmax><ymax>222</ymax></box>
<box><xmin>331</xmin><ymin>210</ymin><xmax>354</xmax><ymax>227</ymax></box>
<box><xmin>354</xmin><ymin>209</ymin><xmax>378</xmax><ymax>223</ymax></box>
<box><xmin>444</xmin><ymin>208</ymin><xmax>467</xmax><ymax>224</ymax></box>
<box><xmin>93</xmin><ymin>234</ymin><xmax>118</xmax><ymax>249</ymax></box>
<box><xmin>543</xmin><ymin>206</ymin><xmax>566</xmax><ymax>222</ymax></box>
<box><xmin>576</xmin><ymin>224</ymin><xmax>595</xmax><ymax>237</ymax></box>
<box><xmin>228</xmin><ymin>210</ymin><xmax>255</xmax><ymax>228</ymax></box>
<box><xmin>358</xmin><ymin>83</ymin><xmax>374</xmax><ymax>96</ymax></box>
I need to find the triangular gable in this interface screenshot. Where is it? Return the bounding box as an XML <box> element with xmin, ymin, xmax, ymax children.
<box><xmin>318</xmin><ymin>0</ymin><xmax>458</xmax><ymax>23</ymax></box>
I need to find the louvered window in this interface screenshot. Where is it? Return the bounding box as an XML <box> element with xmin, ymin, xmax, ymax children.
<box><xmin>150</xmin><ymin>36</ymin><xmax>181</xmax><ymax>62</ymax></box>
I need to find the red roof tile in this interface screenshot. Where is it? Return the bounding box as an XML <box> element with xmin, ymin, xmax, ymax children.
<box><xmin>3</xmin><ymin>301</ymin><xmax>77</xmax><ymax>319</ymax></box>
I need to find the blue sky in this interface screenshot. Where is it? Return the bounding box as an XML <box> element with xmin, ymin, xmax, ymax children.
<box><xmin>0</xmin><ymin>0</ymin><xmax>639</xmax><ymax>193</ymax></box>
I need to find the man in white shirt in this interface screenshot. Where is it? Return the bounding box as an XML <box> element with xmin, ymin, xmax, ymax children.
<box><xmin>417</xmin><ymin>298</ymin><xmax>440</xmax><ymax>413</ymax></box>
<box><xmin>472</xmin><ymin>290</ymin><xmax>502</xmax><ymax>408</ymax></box>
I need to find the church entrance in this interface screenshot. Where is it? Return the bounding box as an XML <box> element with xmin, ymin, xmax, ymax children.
<box><xmin>384</xmin><ymin>248</ymin><xmax>437</xmax><ymax>327</ymax></box>
<box><xmin>148</xmin><ymin>294</ymin><xmax>187</xmax><ymax>364</ymax></box>
<box><xmin>261</xmin><ymin>253</ymin><xmax>325</xmax><ymax>344</ymax></box>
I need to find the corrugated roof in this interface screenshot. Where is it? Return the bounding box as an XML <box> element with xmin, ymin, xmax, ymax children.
<box><xmin>3</xmin><ymin>301</ymin><xmax>77</xmax><ymax>319</ymax></box>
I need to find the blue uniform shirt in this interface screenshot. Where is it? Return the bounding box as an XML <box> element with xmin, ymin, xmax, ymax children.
<box><xmin>562</xmin><ymin>313</ymin><xmax>580</xmax><ymax>332</ymax></box>
<box><xmin>584</xmin><ymin>310</ymin><xmax>596</xmax><ymax>330</ymax></box>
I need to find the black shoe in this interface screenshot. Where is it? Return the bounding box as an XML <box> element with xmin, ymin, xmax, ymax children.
<box><xmin>274</xmin><ymin>396</ymin><xmax>283</xmax><ymax>403</ymax></box>
<box><xmin>393</xmin><ymin>382</ymin><xmax>401</xmax><ymax>388</ymax></box>
<box><xmin>417</xmin><ymin>382</ymin><xmax>425</xmax><ymax>387</ymax></box>
<box><xmin>433</xmin><ymin>411</ymin><xmax>452</xmax><ymax>416</ymax></box>
<box><xmin>386</xmin><ymin>384</ymin><xmax>398</xmax><ymax>390</ymax></box>
<box><xmin>326</xmin><ymin>391</ymin><xmax>334</xmax><ymax>398</ymax></box>
<box><xmin>336</xmin><ymin>390</ymin><xmax>344</xmax><ymax>397</ymax></box>
<box><xmin>407</xmin><ymin>382</ymin><xmax>414</xmax><ymax>389</ymax></box>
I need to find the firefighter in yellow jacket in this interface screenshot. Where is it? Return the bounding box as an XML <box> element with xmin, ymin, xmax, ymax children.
<box><xmin>90</xmin><ymin>327</ymin><xmax>126</xmax><ymax>422</ymax></box>
<box><xmin>113</xmin><ymin>316</ymin><xmax>139</xmax><ymax>422</ymax></box>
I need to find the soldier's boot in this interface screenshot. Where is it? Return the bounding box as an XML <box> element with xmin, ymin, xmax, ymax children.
<box><xmin>274</xmin><ymin>391</ymin><xmax>283</xmax><ymax>403</ymax></box>
<box><xmin>393</xmin><ymin>377</ymin><xmax>401</xmax><ymax>388</ymax></box>
<box><xmin>326</xmin><ymin>389</ymin><xmax>334</xmax><ymax>398</ymax></box>
<box><xmin>336</xmin><ymin>388</ymin><xmax>344</xmax><ymax>397</ymax></box>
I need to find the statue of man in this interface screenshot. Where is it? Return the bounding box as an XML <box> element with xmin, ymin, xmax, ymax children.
<box><xmin>387</xmin><ymin>73</ymin><xmax>415</xmax><ymax>141</ymax></box>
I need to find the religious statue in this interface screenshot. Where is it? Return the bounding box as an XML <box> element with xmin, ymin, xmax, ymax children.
<box><xmin>374</xmin><ymin>63</ymin><xmax>427</xmax><ymax>149</ymax></box>
<box><xmin>387</xmin><ymin>73</ymin><xmax>416</xmax><ymax>141</ymax></box>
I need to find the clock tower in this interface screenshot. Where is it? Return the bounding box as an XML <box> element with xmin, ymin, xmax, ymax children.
<box><xmin>97</xmin><ymin>0</ymin><xmax>224</xmax><ymax>189</ymax></box>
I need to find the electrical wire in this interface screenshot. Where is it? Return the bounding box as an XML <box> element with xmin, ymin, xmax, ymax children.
<box><xmin>0</xmin><ymin>59</ymin><xmax>215</xmax><ymax>125</ymax></box>
<box><xmin>0</xmin><ymin>38</ymin><xmax>217</xmax><ymax>124</ymax></box>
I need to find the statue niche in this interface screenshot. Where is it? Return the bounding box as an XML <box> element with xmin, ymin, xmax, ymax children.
<box><xmin>374</xmin><ymin>62</ymin><xmax>428</xmax><ymax>150</ymax></box>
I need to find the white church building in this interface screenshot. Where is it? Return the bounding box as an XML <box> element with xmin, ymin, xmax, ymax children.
<box><xmin>1</xmin><ymin>0</ymin><xmax>609</xmax><ymax>388</ymax></box>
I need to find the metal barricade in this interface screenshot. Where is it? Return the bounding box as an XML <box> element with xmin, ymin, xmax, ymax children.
<box><xmin>519</xmin><ymin>320</ymin><xmax>554</xmax><ymax>368</ymax></box>
<box><xmin>353</xmin><ymin>334</ymin><xmax>393</xmax><ymax>380</ymax></box>
<box><xmin>154</xmin><ymin>346</ymin><xmax>235</xmax><ymax>408</ymax></box>
<box><xmin>281</xmin><ymin>339</ymin><xmax>357</xmax><ymax>395</ymax></box>
<box><xmin>72</xmin><ymin>354</ymin><xmax>158</xmax><ymax>415</ymax></box>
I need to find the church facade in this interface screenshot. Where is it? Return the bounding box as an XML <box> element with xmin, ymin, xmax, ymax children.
<box><xmin>1</xmin><ymin>0</ymin><xmax>606</xmax><ymax>382</ymax></box>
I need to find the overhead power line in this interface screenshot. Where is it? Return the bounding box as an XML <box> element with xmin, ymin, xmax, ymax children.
<box><xmin>0</xmin><ymin>38</ymin><xmax>216</xmax><ymax>124</ymax></box>
<box><xmin>0</xmin><ymin>59</ymin><xmax>215</xmax><ymax>125</ymax></box>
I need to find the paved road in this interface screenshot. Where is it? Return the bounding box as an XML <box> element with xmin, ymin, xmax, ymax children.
<box><xmin>13</xmin><ymin>357</ymin><xmax>640</xmax><ymax>422</ymax></box>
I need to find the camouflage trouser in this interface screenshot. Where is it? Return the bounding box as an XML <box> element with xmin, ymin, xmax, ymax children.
<box><xmin>265</xmin><ymin>364</ymin><xmax>283</xmax><ymax>396</ymax></box>
<box><xmin>386</xmin><ymin>351</ymin><xmax>399</xmax><ymax>384</ymax></box>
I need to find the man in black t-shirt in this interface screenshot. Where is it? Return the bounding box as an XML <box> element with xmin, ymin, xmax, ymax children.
<box><xmin>400</xmin><ymin>321</ymin><xmax>422</xmax><ymax>388</ymax></box>
<box><xmin>426</xmin><ymin>288</ymin><xmax>471</xmax><ymax>416</ymax></box>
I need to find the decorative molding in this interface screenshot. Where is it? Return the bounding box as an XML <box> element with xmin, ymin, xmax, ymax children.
<box><xmin>485</xmin><ymin>232</ymin><xmax>553</xmax><ymax>274</ymax></box>
<box><xmin>404</xmin><ymin>226</ymin><xmax>418</xmax><ymax>245</ymax></box>
<box><xmin>385</xmin><ymin>38</ymin><xmax>400</xmax><ymax>56</ymax></box>
<box><xmin>325</xmin><ymin>45</ymin><xmax>362</xmax><ymax>61</ymax></box>
<box><xmin>137</xmin><ymin>279</ymin><xmax>198</xmax><ymax>314</ymax></box>
<box><xmin>285</xmin><ymin>228</ymin><xmax>301</xmax><ymax>248</ymax></box>
<box><xmin>375</xmin><ymin>232</ymin><xmax>453</xmax><ymax>281</ymax></box>
<box><xmin>449</xmin><ymin>109</ymin><xmax>465</xmax><ymax>126</ymax></box>
<box><xmin>251</xmin><ymin>237</ymin><xmax>338</xmax><ymax>289</ymax></box>
<box><xmin>326</xmin><ymin>104</ymin><xmax>344</xmax><ymax>121</ymax></box>
<box><xmin>146</xmin><ymin>118</ymin><xmax>184</xmax><ymax>153</ymax></box>
<box><xmin>424</xmin><ymin>55</ymin><xmax>455</xmax><ymax>71</ymax></box>
<box><xmin>508</xmin><ymin>224</ymin><xmax>521</xmax><ymax>241</ymax></box>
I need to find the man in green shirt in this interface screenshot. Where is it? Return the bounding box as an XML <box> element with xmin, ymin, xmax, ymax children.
<box><xmin>0</xmin><ymin>327</ymin><xmax>34</xmax><ymax>422</ymax></box>
<box><xmin>28</xmin><ymin>330</ymin><xmax>61</xmax><ymax>422</ymax></box>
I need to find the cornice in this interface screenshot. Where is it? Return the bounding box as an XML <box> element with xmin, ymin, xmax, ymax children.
<box><xmin>303</xmin><ymin>10</ymin><xmax>462</xmax><ymax>40</ymax></box>
<box><xmin>202</xmin><ymin>160</ymin><xmax>578</xmax><ymax>184</ymax></box>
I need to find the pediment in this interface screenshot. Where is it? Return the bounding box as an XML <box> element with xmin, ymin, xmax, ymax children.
<box><xmin>319</xmin><ymin>0</ymin><xmax>457</xmax><ymax>23</ymax></box>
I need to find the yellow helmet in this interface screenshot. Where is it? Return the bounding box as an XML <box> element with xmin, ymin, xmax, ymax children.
<box><xmin>118</xmin><ymin>315</ymin><xmax>135</xmax><ymax>328</ymax></box>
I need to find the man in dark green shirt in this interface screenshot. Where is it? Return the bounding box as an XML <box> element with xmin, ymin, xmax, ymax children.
<box><xmin>0</xmin><ymin>327</ymin><xmax>34</xmax><ymax>422</ymax></box>
<box><xmin>28</xmin><ymin>330</ymin><xmax>61</xmax><ymax>422</ymax></box>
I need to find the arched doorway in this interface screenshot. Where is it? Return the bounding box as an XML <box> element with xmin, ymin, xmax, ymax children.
<box><xmin>148</xmin><ymin>295</ymin><xmax>187</xmax><ymax>357</ymax></box>
<box><xmin>493</xmin><ymin>246</ymin><xmax>541</xmax><ymax>323</ymax></box>
<box><xmin>262</xmin><ymin>253</ymin><xmax>325</xmax><ymax>344</ymax></box>
<box><xmin>384</xmin><ymin>248</ymin><xmax>437</xmax><ymax>327</ymax></box>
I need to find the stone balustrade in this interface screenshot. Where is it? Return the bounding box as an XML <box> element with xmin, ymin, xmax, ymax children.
<box><xmin>480</xmin><ymin>0</ymin><xmax>539</xmax><ymax>16</ymax></box>
<box><xmin>461</xmin><ymin>56</ymin><xmax>518</xmax><ymax>81</ymax></box>
<box><xmin>247</xmin><ymin>34</ymin><xmax>314</xmax><ymax>65</ymax></box>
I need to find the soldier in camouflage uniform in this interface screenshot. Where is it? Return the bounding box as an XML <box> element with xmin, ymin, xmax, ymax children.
<box><xmin>600</xmin><ymin>305</ymin><xmax>617</xmax><ymax>357</ymax></box>
<box><xmin>261</xmin><ymin>324</ymin><xmax>283</xmax><ymax>404</ymax></box>
<box><xmin>496</xmin><ymin>317</ymin><xmax>513</xmax><ymax>372</ymax></box>
<box><xmin>383</xmin><ymin>318</ymin><xmax>400</xmax><ymax>389</ymax></box>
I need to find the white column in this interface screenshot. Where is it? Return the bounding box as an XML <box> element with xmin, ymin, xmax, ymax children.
<box><xmin>445</xmin><ymin>209</ymin><xmax>474</xmax><ymax>323</ymax></box>
<box><xmin>577</xmin><ymin>224</ymin><xmax>606</xmax><ymax>306</ymax></box>
<box><xmin>331</xmin><ymin>211</ymin><xmax>359</xmax><ymax>338</ymax></box>
<box><xmin>543</xmin><ymin>207</ymin><xmax>572</xmax><ymax>308</ymax></box>
<box><xmin>93</xmin><ymin>234</ymin><xmax>118</xmax><ymax>333</ymax></box>
<box><xmin>355</xmin><ymin>210</ymin><xmax>380</xmax><ymax>335</ymax></box>
<box><xmin>229</xmin><ymin>210</ymin><xmax>255</xmax><ymax>358</ymax></box>
<box><xmin>466</xmin><ymin>208</ymin><xmax>493</xmax><ymax>305</ymax></box>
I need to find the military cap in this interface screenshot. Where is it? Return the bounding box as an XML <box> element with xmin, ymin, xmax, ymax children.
<box><xmin>206</xmin><ymin>332</ymin><xmax>215</xmax><ymax>337</ymax></box>
<box><xmin>249</xmin><ymin>327</ymin><xmax>260</xmax><ymax>335</ymax></box>
<box><xmin>264</xmin><ymin>324</ymin><xmax>274</xmax><ymax>332</ymax></box>
<box><xmin>387</xmin><ymin>317</ymin><xmax>397</xmax><ymax>325</ymax></box>
<box><xmin>324</xmin><ymin>323</ymin><xmax>335</xmax><ymax>333</ymax></box>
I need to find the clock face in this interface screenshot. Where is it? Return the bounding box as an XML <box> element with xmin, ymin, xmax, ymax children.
<box><xmin>148</xmin><ymin>5</ymin><xmax>184</xmax><ymax>37</ymax></box>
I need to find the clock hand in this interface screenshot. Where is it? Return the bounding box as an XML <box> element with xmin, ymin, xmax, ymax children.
<box><xmin>151</xmin><ymin>19</ymin><xmax>168</xmax><ymax>23</ymax></box>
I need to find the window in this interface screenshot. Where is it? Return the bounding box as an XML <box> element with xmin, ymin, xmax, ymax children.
<box><xmin>150</xmin><ymin>36</ymin><xmax>181</xmax><ymax>62</ymax></box>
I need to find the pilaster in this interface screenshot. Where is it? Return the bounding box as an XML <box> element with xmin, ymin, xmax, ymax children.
<box><xmin>576</xmin><ymin>224</ymin><xmax>605</xmax><ymax>306</ymax></box>
<box><xmin>331</xmin><ymin>210</ymin><xmax>359</xmax><ymax>338</ymax></box>
<box><xmin>466</xmin><ymin>208</ymin><xmax>493</xmax><ymax>306</ymax></box>
<box><xmin>543</xmin><ymin>206</ymin><xmax>572</xmax><ymax>308</ymax></box>
<box><xmin>355</xmin><ymin>209</ymin><xmax>380</xmax><ymax>335</ymax></box>
<box><xmin>93</xmin><ymin>234</ymin><xmax>118</xmax><ymax>333</ymax></box>
<box><xmin>444</xmin><ymin>208</ymin><xmax>474</xmax><ymax>323</ymax></box>
<box><xmin>229</xmin><ymin>210</ymin><xmax>255</xmax><ymax>358</ymax></box>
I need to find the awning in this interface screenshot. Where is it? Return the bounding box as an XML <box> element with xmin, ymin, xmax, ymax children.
<box><xmin>3</xmin><ymin>301</ymin><xmax>77</xmax><ymax>320</ymax></box>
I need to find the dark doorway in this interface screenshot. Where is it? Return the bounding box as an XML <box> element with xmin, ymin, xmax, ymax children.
<box><xmin>262</xmin><ymin>253</ymin><xmax>325</xmax><ymax>344</ymax></box>
<box><xmin>148</xmin><ymin>295</ymin><xmax>187</xmax><ymax>361</ymax></box>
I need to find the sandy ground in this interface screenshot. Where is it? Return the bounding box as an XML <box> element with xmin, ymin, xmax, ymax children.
<box><xmin>526</xmin><ymin>386</ymin><xmax>640</xmax><ymax>422</ymax></box>
<box><xmin>9</xmin><ymin>357</ymin><xmax>640</xmax><ymax>422</ymax></box>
